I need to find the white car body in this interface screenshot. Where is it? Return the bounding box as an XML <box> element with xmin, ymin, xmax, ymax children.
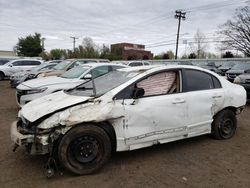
<box><xmin>16</xmin><ymin>63</ymin><xmax>127</xmax><ymax>106</ymax></box>
<box><xmin>0</xmin><ymin>59</ymin><xmax>43</xmax><ymax>80</ymax></box>
<box><xmin>11</xmin><ymin>65</ymin><xmax>246</xmax><ymax>155</ymax></box>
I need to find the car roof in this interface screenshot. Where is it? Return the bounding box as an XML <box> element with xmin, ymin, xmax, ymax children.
<box><xmin>77</xmin><ymin>63</ymin><xmax>128</xmax><ymax>68</ymax></box>
<box><xmin>66</xmin><ymin>58</ymin><xmax>110</xmax><ymax>61</ymax></box>
<box><xmin>118</xmin><ymin>65</ymin><xmax>220</xmax><ymax>77</ymax></box>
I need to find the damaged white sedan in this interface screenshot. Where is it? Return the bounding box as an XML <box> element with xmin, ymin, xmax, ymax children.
<box><xmin>11</xmin><ymin>65</ymin><xmax>246</xmax><ymax>176</ymax></box>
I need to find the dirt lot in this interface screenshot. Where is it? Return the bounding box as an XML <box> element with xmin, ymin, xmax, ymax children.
<box><xmin>0</xmin><ymin>80</ymin><xmax>250</xmax><ymax>188</ymax></box>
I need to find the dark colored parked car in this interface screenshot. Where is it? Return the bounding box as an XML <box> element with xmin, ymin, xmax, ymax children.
<box><xmin>193</xmin><ymin>61</ymin><xmax>220</xmax><ymax>74</ymax></box>
<box><xmin>218</xmin><ymin>61</ymin><xmax>236</xmax><ymax>76</ymax></box>
<box><xmin>226</xmin><ymin>62</ymin><xmax>250</xmax><ymax>82</ymax></box>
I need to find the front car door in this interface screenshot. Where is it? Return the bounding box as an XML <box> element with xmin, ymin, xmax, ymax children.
<box><xmin>114</xmin><ymin>69</ymin><xmax>188</xmax><ymax>150</ymax></box>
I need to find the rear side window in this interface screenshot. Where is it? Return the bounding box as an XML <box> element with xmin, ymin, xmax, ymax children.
<box><xmin>183</xmin><ymin>69</ymin><xmax>221</xmax><ymax>92</ymax></box>
<box><xmin>129</xmin><ymin>62</ymin><xmax>143</xmax><ymax>66</ymax></box>
<box><xmin>28</xmin><ymin>61</ymin><xmax>41</xmax><ymax>65</ymax></box>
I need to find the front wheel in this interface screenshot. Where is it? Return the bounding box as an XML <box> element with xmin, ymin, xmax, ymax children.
<box><xmin>212</xmin><ymin>109</ymin><xmax>237</xmax><ymax>139</ymax></box>
<box><xmin>58</xmin><ymin>125</ymin><xmax>112</xmax><ymax>175</ymax></box>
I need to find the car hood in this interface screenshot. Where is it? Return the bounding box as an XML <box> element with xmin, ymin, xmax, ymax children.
<box><xmin>40</xmin><ymin>70</ymin><xmax>65</xmax><ymax>77</ymax></box>
<box><xmin>20</xmin><ymin>91</ymin><xmax>93</xmax><ymax>122</ymax></box>
<box><xmin>226</xmin><ymin>70</ymin><xmax>245</xmax><ymax>74</ymax></box>
<box><xmin>17</xmin><ymin>76</ymin><xmax>77</xmax><ymax>89</ymax></box>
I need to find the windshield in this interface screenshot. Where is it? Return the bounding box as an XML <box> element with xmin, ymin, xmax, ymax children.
<box><xmin>231</xmin><ymin>62</ymin><xmax>250</xmax><ymax>70</ymax></box>
<box><xmin>53</xmin><ymin>60</ymin><xmax>71</xmax><ymax>70</ymax></box>
<box><xmin>60</xmin><ymin>65</ymin><xmax>90</xmax><ymax>79</ymax></box>
<box><xmin>31</xmin><ymin>63</ymin><xmax>52</xmax><ymax>71</ymax></box>
<box><xmin>67</xmin><ymin>70</ymin><xmax>139</xmax><ymax>97</ymax></box>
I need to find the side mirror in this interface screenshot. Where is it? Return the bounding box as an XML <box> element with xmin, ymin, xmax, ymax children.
<box><xmin>83</xmin><ymin>74</ymin><xmax>92</xmax><ymax>79</ymax></box>
<box><xmin>8</xmin><ymin>64</ymin><xmax>13</xmax><ymax>67</ymax></box>
<box><xmin>132</xmin><ymin>88</ymin><xmax>145</xmax><ymax>99</ymax></box>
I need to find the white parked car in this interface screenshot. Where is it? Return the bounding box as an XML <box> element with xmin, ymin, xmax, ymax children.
<box><xmin>123</xmin><ymin>61</ymin><xmax>150</xmax><ymax>66</ymax></box>
<box><xmin>16</xmin><ymin>63</ymin><xmax>126</xmax><ymax>106</ymax></box>
<box><xmin>0</xmin><ymin>59</ymin><xmax>43</xmax><ymax>80</ymax></box>
<box><xmin>11</xmin><ymin>65</ymin><xmax>246</xmax><ymax>176</ymax></box>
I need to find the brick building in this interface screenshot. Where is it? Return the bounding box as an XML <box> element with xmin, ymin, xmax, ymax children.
<box><xmin>111</xmin><ymin>43</ymin><xmax>153</xmax><ymax>60</ymax></box>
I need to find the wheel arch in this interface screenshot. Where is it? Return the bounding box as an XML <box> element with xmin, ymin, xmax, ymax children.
<box><xmin>213</xmin><ymin>106</ymin><xmax>238</xmax><ymax>118</ymax></box>
<box><xmin>0</xmin><ymin>71</ymin><xmax>5</xmax><ymax>77</ymax></box>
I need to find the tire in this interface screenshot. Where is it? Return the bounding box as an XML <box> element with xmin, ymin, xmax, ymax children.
<box><xmin>0</xmin><ymin>72</ymin><xmax>4</xmax><ymax>81</ymax></box>
<box><xmin>58</xmin><ymin>125</ymin><xmax>112</xmax><ymax>175</ymax></box>
<box><xmin>212</xmin><ymin>109</ymin><xmax>237</xmax><ymax>140</ymax></box>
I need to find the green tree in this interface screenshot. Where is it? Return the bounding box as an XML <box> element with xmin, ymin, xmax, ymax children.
<box><xmin>222</xmin><ymin>51</ymin><xmax>234</xmax><ymax>58</ymax></box>
<box><xmin>188</xmin><ymin>53</ymin><xmax>197</xmax><ymax>59</ymax></box>
<box><xmin>81</xmin><ymin>37</ymin><xmax>99</xmax><ymax>58</ymax></box>
<box><xmin>16</xmin><ymin>33</ymin><xmax>43</xmax><ymax>57</ymax></box>
<box><xmin>50</xmin><ymin>49</ymin><xmax>66</xmax><ymax>59</ymax></box>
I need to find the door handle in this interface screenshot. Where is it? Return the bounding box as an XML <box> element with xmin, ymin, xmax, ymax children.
<box><xmin>212</xmin><ymin>95</ymin><xmax>222</xmax><ymax>98</ymax></box>
<box><xmin>172</xmin><ymin>98</ymin><xmax>186</xmax><ymax>104</ymax></box>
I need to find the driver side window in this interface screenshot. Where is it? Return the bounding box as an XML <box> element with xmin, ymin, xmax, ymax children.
<box><xmin>115</xmin><ymin>70</ymin><xmax>179</xmax><ymax>100</ymax></box>
<box><xmin>137</xmin><ymin>71</ymin><xmax>177</xmax><ymax>97</ymax></box>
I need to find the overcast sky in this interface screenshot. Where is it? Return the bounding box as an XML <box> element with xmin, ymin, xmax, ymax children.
<box><xmin>0</xmin><ymin>0</ymin><xmax>249</xmax><ymax>56</ymax></box>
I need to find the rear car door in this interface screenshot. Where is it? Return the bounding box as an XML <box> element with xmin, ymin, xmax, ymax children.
<box><xmin>182</xmin><ymin>69</ymin><xmax>224</xmax><ymax>137</ymax></box>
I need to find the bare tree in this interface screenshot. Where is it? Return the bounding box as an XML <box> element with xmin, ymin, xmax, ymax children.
<box><xmin>189</xmin><ymin>29</ymin><xmax>208</xmax><ymax>58</ymax></box>
<box><xmin>218</xmin><ymin>6</ymin><xmax>250</xmax><ymax>57</ymax></box>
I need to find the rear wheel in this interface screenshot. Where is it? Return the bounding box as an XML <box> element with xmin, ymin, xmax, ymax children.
<box><xmin>58</xmin><ymin>125</ymin><xmax>112</xmax><ymax>175</ymax></box>
<box><xmin>212</xmin><ymin>109</ymin><xmax>237</xmax><ymax>139</ymax></box>
<box><xmin>0</xmin><ymin>72</ymin><xmax>4</xmax><ymax>81</ymax></box>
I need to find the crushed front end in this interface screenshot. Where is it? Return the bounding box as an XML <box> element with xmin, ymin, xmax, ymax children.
<box><xmin>11</xmin><ymin>117</ymin><xmax>60</xmax><ymax>155</ymax></box>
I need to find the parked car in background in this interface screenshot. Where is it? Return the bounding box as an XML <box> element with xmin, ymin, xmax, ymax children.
<box><xmin>234</xmin><ymin>70</ymin><xmax>250</xmax><ymax>98</ymax></box>
<box><xmin>36</xmin><ymin>59</ymin><xmax>109</xmax><ymax>78</ymax></box>
<box><xmin>0</xmin><ymin>59</ymin><xmax>43</xmax><ymax>80</ymax></box>
<box><xmin>11</xmin><ymin>65</ymin><xmax>246</xmax><ymax>175</ymax></box>
<box><xmin>0</xmin><ymin>57</ymin><xmax>18</xmax><ymax>65</ymax></box>
<box><xmin>226</xmin><ymin>62</ymin><xmax>250</xmax><ymax>82</ymax></box>
<box><xmin>169</xmin><ymin>61</ymin><xmax>193</xmax><ymax>65</ymax></box>
<box><xmin>193</xmin><ymin>61</ymin><xmax>221</xmax><ymax>74</ymax></box>
<box><xmin>10</xmin><ymin>63</ymin><xmax>57</xmax><ymax>87</ymax></box>
<box><xmin>44</xmin><ymin>60</ymin><xmax>63</xmax><ymax>64</ymax></box>
<box><xmin>218</xmin><ymin>61</ymin><xmax>236</xmax><ymax>76</ymax></box>
<box><xmin>16</xmin><ymin>63</ymin><xmax>126</xmax><ymax>106</ymax></box>
<box><xmin>121</xmin><ymin>61</ymin><xmax>151</xmax><ymax>66</ymax></box>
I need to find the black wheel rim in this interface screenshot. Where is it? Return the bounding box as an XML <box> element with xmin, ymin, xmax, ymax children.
<box><xmin>70</xmin><ymin>135</ymin><xmax>100</xmax><ymax>163</ymax></box>
<box><xmin>220</xmin><ymin>118</ymin><xmax>234</xmax><ymax>137</ymax></box>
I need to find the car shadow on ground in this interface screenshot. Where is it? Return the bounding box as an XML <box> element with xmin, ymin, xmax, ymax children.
<box><xmin>13</xmin><ymin>134</ymin><xmax>212</xmax><ymax>179</ymax></box>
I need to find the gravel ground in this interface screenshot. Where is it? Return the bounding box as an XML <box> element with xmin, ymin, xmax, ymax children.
<box><xmin>0</xmin><ymin>80</ymin><xmax>249</xmax><ymax>188</ymax></box>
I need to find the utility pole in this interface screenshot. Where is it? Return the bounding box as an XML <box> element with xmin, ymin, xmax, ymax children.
<box><xmin>174</xmin><ymin>10</ymin><xmax>186</xmax><ymax>59</ymax></box>
<box><xmin>70</xmin><ymin>36</ymin><xmax>78</xmax><ymax>53</ymax></box>
<box><xmin>41</xmin><ymin>37</ymin><xmax>46</xmax><ymax>52</ymax></box>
